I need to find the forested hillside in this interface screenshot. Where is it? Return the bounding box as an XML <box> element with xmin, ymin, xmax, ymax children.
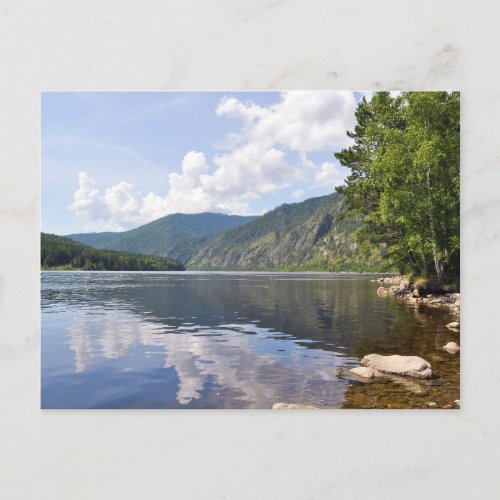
<box><xmin>63</xmin><ymin>194</ymin><xmax>393</xmax><ymax>272</ymax></box>
<box><xmin>41</xmin><ymin>233</ymin><xmax>185</xmax><ymax>271</ymax></box>
<box><xmin>67</xmin><ymin>212</ymin><xmax>256</xmax><ymax>255</ymax></box>
<box><xmin>184</xmin><ymin>193</ymin><xmax>392</xmax><ymax>271</ymax></box>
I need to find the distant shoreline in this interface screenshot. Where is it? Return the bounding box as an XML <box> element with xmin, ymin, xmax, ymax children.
<box><xmin>41</xmin><ymin>268</ymin><xmax>399</xmax><ymax>275</ymax></box>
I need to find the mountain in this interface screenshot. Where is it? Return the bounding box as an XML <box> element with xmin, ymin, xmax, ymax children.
<box><xmin>65</xmin><ymin>194</ymin><xmax>393</xmax><ymax>272</ymax></box>
<box><xmin>184</xmin><ymin>193</ymin><xmax>391</xmax><ymax>271</ymax></box>
<box><xmin>41</xmin><ymin>233</ymin><xmax>185</xmax><ymax>271</ymax></box>
<box><xmin>67</xmin><ymin>212</ymin><xmax>257</xmax><ymax>255</ymax></box>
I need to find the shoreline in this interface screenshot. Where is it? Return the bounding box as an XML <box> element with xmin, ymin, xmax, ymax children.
<box><xmin>375</xmin><ymin>275</ymin><xmax>460</xmax><ymax>315</ymax></box>
<box><xmin>331</xmin><ymin>275</ymin><xmax>461</xmax><ymax>409</ymax></box>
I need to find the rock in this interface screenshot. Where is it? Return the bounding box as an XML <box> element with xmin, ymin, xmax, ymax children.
<box><xmin>377</xmin><ymin>287</ymin><xmax>390</xmax><ymax>296</ymax></box>
<box><xmin>360</xmin><ymin>354</ymin><xmax>432</xmax><ymax>379</ymax></box>
<box><xmin>388</xmin><ymin>375</ymin><xmax>428</xmax><ymax>395</ymax></box>
<box><xmin>413</xmin><ymin>288</ymin><xmax>420</xmax><ymax>298</ymax></box>
<box><xmin>443</xmin><ymin>342</ymin><xmax>460</xmax><ymax>354</ymax></box>
<box><xmin>272</xmin><ymin>403</ymin><xmax>318</xmax><ymax>410</ymax></box>
<box><xmin>427</xmin><ymin>402</ymin><xmax>438</xmax><ymax>408</ymax></box>
<box><xmin>349</xmin><ymin>366</ymin><xmax>375</xmax><ymax>379</ymax></box>
<box><xmin>454</xmin><ymin>399</ymin><xmax>460</xmax><ymax>408</ymax></box>
<box><xmin>404</xmin><ymin>295</ymin><xmax>418</xmax><ymax>303</ymax></box>
<box><xmin>383</xmin><ymin>276</ymin><xmax>404</xmax><ymax>285</ymax></box>
<box><xmin>446</xmin><ymin>321</ymin><xmax>460</xmax><ymax>330</ymax></box>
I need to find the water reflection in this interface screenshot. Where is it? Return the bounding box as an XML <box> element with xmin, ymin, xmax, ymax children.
<box><xmin>56</xmin><ymin>308</ymin><xmax>351</xmax><ymax>408</ymax></box>
<box><xmin>41</xmin><ymin>272</ymin><xmax>460</xmax><ymax>409</ymax></box>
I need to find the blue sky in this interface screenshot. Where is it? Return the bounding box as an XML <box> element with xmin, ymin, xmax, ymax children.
<box><xmin>42</xmin><ymin>91</ymin><xmax>361</xmax><ymax>234</ymax></box>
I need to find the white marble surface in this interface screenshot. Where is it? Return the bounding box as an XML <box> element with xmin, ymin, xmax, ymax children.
<box><xmin>1</xmin><ymin>1</ymin><xmax>500</xmax><ymax>498</ymax></box>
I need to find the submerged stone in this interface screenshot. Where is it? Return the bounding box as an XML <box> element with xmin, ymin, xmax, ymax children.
<box><xmin>443</xmin><ymin>342</ymin><xmax>460</xmax><ymax>354</ymax></box>
<box><xmin>349</xmin><ymin>366</ymin><xmax>375</xmax><ymax>379</ymax></box>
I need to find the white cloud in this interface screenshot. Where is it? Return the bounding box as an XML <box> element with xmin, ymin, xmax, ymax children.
<box><xmin>68</xmin><ymin>172</ymin><xmax>110</xmax><ymax>222</ymax></box>
<box><xmin>216</xmin><ymin>91</ymin><xmax>356</xmax><ymax>152</ymax></box>
<box><xmin>314</xmin><ymin>161</ymin><xmax>346</xmax><ymax>188</ymax></box>
<box><xmin>205</xmin><ymin>144</ymin><xmax>294</xmax><ymax>196</ymax></box>
<box><xmin>292</xmin><ymin>189</ymin><xmax>304</xmax><ymax>199</ymax></box>
<box><xmin>103</xmin><ymin>182</ymin><xmax>142</xmax><ymax>220</ymax></box>
<box><xmin>69</xmin><ymin>92</ymin><xmax>356</xmax><ymax>231</ymax></box>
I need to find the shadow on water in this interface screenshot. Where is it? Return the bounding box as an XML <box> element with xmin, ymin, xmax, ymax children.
<box><xmin>41</xmin><ymin>272</ymin><xmax>460</xmax><ymax>409</ymax></box>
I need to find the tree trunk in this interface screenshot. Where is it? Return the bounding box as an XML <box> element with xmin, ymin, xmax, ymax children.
<box><xmin>428</xmin><ymin>211</ymin><xmax>444</xmax><ymax>284</ymax></box>
<box><xmin>406</xmin><ymin>247</ymin><xmax>421</xmax><ymax>276</ymax></box>
<box><xmin>431</xmin><ymin>244</ymin><xmax>444</xmax><ymax>285</ymax></box>
<box><xmin>425</xmin><ymin>169</ymin><xmax>444</xmax><ymax>285</ymax></box>
<box><xmin>420</xmin><ymin>247</ymin><xmax>429</xmax><ymax>277</ymax></box>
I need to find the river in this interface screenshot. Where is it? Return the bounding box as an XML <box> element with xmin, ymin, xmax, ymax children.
<box><xmin>41</xmin><ymin>271</ymin><xmax>460</xmax><ymax>409</ymax></box>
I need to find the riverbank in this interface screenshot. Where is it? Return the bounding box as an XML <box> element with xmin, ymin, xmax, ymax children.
<box><xmin>275</xmin><ymin>272</ymin><xmax>461</xmax><ymax>409</ymax></box>
<box><xmin>375</xmin><ymin>276</ymin><xmax>460</xmax><ymax>316</ymax></box>
<box><xmin>343</xmin><ymin>274</ymin><xmax>460</xmax><ymax>408</ymax></box>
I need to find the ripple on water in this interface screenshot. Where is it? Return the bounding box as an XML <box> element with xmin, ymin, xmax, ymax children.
<box><xmin>41</xmin><ymin>272</ymin><xmax>459</xmax><ymax>409</ymax></box>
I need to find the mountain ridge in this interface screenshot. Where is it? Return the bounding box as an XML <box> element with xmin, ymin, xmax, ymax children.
<box><xmin>65</xmin><ymin>194</ymin><xmax>394</xmax><ymax>272</ymax></box>
<box><xmin>185</xmin><ymin>193</ymin><xmax>391</xmax><ymax>271</ymax></box>
<box><xmin>67</xmin><ymin>212</ymin><xmax>257</xmax><ymax>255</ymax></box>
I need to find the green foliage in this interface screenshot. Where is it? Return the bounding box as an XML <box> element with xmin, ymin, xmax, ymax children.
<box><xmin>186</xmin><ymin>193</ymin><xmax>394</xmax><ymax>272</ymax></box>
<box><xmin>335</xmin><ymin>91</ymin><xmax>460</xmax><ymax>283</ymax></box>
<box><xmin>41</xmin><ymin>233</ymin><xmax>185</xmax><ymax>271</ymax></box>
<box><xmin>67</xmin><ymin>213</ymin><xmax>256</xmax><ymax>255</ymax></box>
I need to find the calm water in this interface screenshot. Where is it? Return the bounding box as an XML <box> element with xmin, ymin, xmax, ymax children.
<box><xmin>41</xmin><ymin>271</ymin><xmax>460</xmax><ymax>409</ymax></box>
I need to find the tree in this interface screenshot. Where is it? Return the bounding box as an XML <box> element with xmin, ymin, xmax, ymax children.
<box><xmin>335</xmin><ymin>91</ymin><xmax>460</xmax><ymax>284</ymax></box>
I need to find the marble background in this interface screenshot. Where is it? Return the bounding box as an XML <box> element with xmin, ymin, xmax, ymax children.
<box><xmin>1</xmin><ymin>1</ymin><xmax>499</xmax><ymax>498</ymax></box>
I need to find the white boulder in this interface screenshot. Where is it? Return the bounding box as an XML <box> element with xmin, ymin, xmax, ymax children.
<box><xmin>360</xmin><ymin>354</ymin><xmax>433</xmax><ymax>379</ymax></box>
<box><xmin>443</xmin><ymin>342</ymin><xmax>460</xmax><ymax>354</ymax></box>
<box><xmin>446</xmin><ymin>321</ymin><xmax>460</xmax><ymax>330</ymax></box>
<box><xmin>349</xmin><ymin>367</ymin><xmax>375</xmax><ymax>379</ymax></box>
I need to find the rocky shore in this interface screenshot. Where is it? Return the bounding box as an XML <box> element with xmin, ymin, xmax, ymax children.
<box><xmin>375</xmin><ymin>276</ymin><xmax>460</xmax><ymax>315</ymax></box>
<box><xmin>337</xmin><ymin>275</ymin><xmax>461</xmax><ymax>409</ymax></box>
<box><xmin>271</xmin><ymin>275</ymin><xmax>461</xmax><ymax>410</ymax></box>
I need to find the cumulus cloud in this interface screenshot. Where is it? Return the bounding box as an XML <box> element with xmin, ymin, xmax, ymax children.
<box><xmin>205</xmin><ymin>144</ymin><xmax>294</xmax><ymax>196</ymax></box>
<box><xmin>69</xmin><ymin>92</ymin><xmax>356</xmax><ymax>231</ymax></box>
<box><xmin>69</xmin><ymin>172</ymin><xmax>110</xmax><ymax>221</ymax></box>
<box><xmin>314</xmin><ymin>161</ymin><xmax>346</xmax><ymax>188</ymax></box>
<box><xmin>216</xmin><ymin>91</ymin><xmax>356</xmax><ymax>151</ymax></box>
